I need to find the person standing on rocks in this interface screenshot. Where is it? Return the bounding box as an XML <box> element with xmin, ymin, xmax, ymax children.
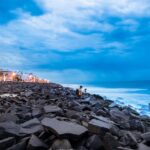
<box><xmin>76</xmin><ymin>85</ymin><xmax>83</xmax><ymax>98</ymax></box>
<box><xmin>84</xmin><ymin>88</ymin><xmax>87</xmax><ymax>93</ymax></box>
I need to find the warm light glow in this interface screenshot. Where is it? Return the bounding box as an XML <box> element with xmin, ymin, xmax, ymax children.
<box><xmin>12</xmin><ymin>72</ymin><xmax>16</xmax><ymax>77</ymax></box>
<box><xmin>0</xmin><ymin>70</ymin><xmax>49</xmax><ymax>83</ymax></box>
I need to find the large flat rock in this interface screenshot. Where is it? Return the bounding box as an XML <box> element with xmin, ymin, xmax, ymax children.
<box><xmin>20</xmin><ymin>118</ymin><xmax>43</xmax><ymax>134</ymax></box>
<box><xmin>88</xmin><ymin>119</ymin><xmax>113</xmax><ymax>134</ymax></box>
<box><xmin>0</xmin><ymin>121</ymin><xmax>20</xmax><ymax>136</ymax></box>
<box><xmin>41</xmin><ymin>117</ymin><xmax>88</xmax><ymax>137</ymax></box>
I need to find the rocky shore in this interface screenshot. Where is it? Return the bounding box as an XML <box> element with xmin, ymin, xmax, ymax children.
<box><xmin>0</xmin><ymin>81</ymin><xmax>149</xmax><ymax>150</ymax></box>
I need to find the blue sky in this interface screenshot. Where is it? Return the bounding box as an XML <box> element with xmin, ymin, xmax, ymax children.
<box><xmin>0</xmin><ymin>0</ymin><xmax>150</xmax><ymax>84</ymax></box>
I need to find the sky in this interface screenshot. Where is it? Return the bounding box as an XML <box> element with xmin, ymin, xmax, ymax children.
<box><xmin>0</xmin><ymin>0</ymin><xmax>150</xmax><ymax>84</ymax></box>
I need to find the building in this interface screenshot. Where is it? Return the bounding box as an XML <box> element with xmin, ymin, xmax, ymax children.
<box><xmin>0</xmin><ymin>69</ymin><xmax>21</xmax><ymax>81</ymax></box>
<box><xmin>0</xmin><ymin>69</ymin><xmax>49</xmax><ymax>83</ymax></box>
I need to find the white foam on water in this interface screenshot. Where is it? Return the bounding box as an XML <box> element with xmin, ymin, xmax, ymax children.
<box><xmin>63</xmin><ymin>84</ymin><xmax>150</xmax><ymax>116</ymax></box>
<box><xmin>0</xmin><ymin>93</ymin><xmax>17</xmax><ymax>98</ymax></box>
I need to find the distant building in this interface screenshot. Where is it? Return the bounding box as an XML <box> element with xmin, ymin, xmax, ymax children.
<box><xmin>0</xmin><ymin>69</ymin><xmax>49</xmax><ymax>83</ymax></box>
<box><xmin>0</xmin><ymin>69</ymin><xmax>21</xmax><ymax>81</ymax></box>
<box><xmin>0</xmin><ymin>70</ymin><xmax>12</xmax><ymax>81</ymax></box>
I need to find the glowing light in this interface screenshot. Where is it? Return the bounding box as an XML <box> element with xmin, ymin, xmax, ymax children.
<box><xmin>0</xmin><ymin>70</ymin><xmax>49</xmax><ymax>83</ymax></box>
<box><xmin>12</xmin><ymin>72</ymin><xmax>16</xmax><ymax>77</ymax></box>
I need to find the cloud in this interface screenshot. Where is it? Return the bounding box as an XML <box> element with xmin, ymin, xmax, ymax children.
<box><xmin>0</xmin><ymin>0</ymin><xmax>44</xmax><ymax>24</ymax></box>
<box><xmin>0</xmin><ymin>52</ymin><xmax>26</xmax><ymax>69</ymax></box>
<box><xmin>36</xmin><ymin>0</ymin><xmax>150</xmax><ymax>17</ymax></box>
<box><xmin>0</xmin><ymin>0</ymin><xmax>150</xmax><ymax>83</ymax></box>
<box><xmin>34</xmin><ymin>69</ymin><xmax>95</xmax><ymax>84</ymax></box>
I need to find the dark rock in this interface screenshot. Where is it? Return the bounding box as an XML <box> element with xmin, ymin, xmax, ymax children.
<box><xmin>117</xmin><ymin>147</ymin><xmax>134</xmax><ymax>150</ymax></box>
<box><xmin>129</xmin><ymin>119</ymin><xmax>145</xmax><ymax>132</ymax></box>
<box><xmin>50</xmin><ymin>139</ymin><xmax>72</xmax><ymax>150</ymax></box>
<box><xmin>103</xmin><ymin>133</ymin><xmax>119</xmax><ymax>150</ymax></box>
<box><xmin>27</xmin><ymin>134</ymin><xmax>48</xmax><ymax>150</ymax></box>
<box><xmin>19</xmin><ymin>118</ymin><xmax>43</xmax><ymax>134</ymax></box>
<box><xmin>23</xmin><ymin>91</ymin><xmax>33</xmax><ymax>97</ymax></box>
<box><xmin>20</xmin><ymin>125</ymin><xmax>44</xmax><ymax>134</ymax></box>
<box><xmin>43</xmin><ymin>105</ymin><xmax>62</xmax><ymax>113</ymax></box>
<box><xmin>88</xmin><ymin>119</ymin><xmax>113</xmax><ymax>135</ymax></box>
<box><xmin>77</xmin><ymin>146</ymin><xmax>88</xmax><ymax>150</ymax></box>
<box><xmin>110</xmin><ymin>109</ymin><xmax>130</xmax><ymax>129</ymax></box>
<box><xmin>137</xmin><ymin>143</ymin><xmax>150</xmax><ymax>150</ymax></box>
<box><xmin>21</xmin><ymin>118</ymin><xmax>40</xmax><ymax>128</ymax></box>
<box><xmin>120</xmin><ymin>131</ymin><xmax>138</xmax><ymax>148</ymax></box>
<box><xmin>0</xmin><ymin>121</ymin><xmax>20</xmax><ymax>136</ymax></box>
<box><xmin>110</xmin><ymin>125</ymin><xmax>122</xmax><ymax>137</ymax></box>
<box><xmin>32</xmin><ymin>108</ymin><xmax>42</xmax><ymax>117</ymax></box>
<box><xmin>142</xmin><ymin>132</ymin><xmax>150</xmax><ymax>146</ymax></box>
<box><xmin>0</xmin><ymin>137</ymin><xmax>15</xmax><ymax>149</ymax></box>
<box><xmin>132</xmin><ymin>131</ymin><xmax>142</xmax><ymax>143</ymax></box>
<box><xmin>86</xmin><ymin>135</ymin><xmax>103</xmax><ymax>150</ymax></box>
<box><xmin>6</xmin><ymin>139</ymin><xmax>28</xmax><ymax>150</ymax></box>
<box><xmin>41</xmin><ymin>117</ymin><xmax>88</xmax><ymax>137</ymax></box>
<box><xmin>65</xmin><ymin>110</ymin><xmax>82</xmax><ymax>120</ymax></box>
<box><xmin>0</xmin><ymin>81</ymin><xmax>149</xmax><ymax>150</ymax></box>
<box><xmin>92</xmin><ymin>115</ymin><xmax>115</xmax><ymax>125</ymax></box>
<box><xmin>95</xmin><ymin>109</ymin><xmax>108</xmax><ymax>117</ymax></box>
<box><xmin>127</xmin><ymin>132</ymin><xmax>138</xmax><ymax>148</ymax></box>
<box><xmin>0</xmin><ymin>113</ymin><xmax>19</xmax><ymax>123</ymax></box>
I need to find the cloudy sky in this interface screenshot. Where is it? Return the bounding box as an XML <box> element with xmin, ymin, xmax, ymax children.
<box><xmin>0</xmin><ymin>0</ymin><xmax>150</xmax><ymax>84</ymax></box>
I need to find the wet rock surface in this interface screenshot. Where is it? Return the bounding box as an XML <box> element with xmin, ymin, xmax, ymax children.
<box><xmin>0</xmin><ymin>81</ymin><xmax>149</xmax><ymax>150</ymax></box>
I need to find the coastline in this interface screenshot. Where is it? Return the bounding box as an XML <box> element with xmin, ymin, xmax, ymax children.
<box><xmin>63</xmin><ymin>83</ymin><xmax>150</xmax><ymax>117</ymax></box>
<box><xmin>0</xmin><ymin>81</ymin><xmax>150</xmax><ymax>150</ymax></box>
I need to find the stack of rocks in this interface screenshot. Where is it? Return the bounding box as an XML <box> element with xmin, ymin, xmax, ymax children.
<box><xmin>0</xmin><ymin>82</ymin><xmax>149</xmax><ymax>150</ymax></box>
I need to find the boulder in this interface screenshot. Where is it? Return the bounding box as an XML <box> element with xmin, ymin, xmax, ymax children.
<box><xmin>27</xmin><ymin>134</ymin><xmax>48</xmax><ymax>150</ymax></box>
<box><xmin>20</xmin><ymin>125</ymin><xmax>44</xmax><ymax>134</ymax></box>
<box><xmin>77</xmin><ymin>146</ymin><xmax>88</xmax><ymax>150</ymax></box>
<box><xmin>142</xmin><ymin>132</ymin><xmax>150</xmax><ymax>146</ymax></box>
<box><xmin>120</xmin><ymin>131</ymin><xmax>138</xmax><ymax>148</ymax></box>
<box><xmin>19</xmin><ymin>118</ymin><xmax>44</xmax><ymax>134</ymax></box>
<box><xmin>43</xmin><ymin>105</ymin><xmax>62</xmax><ymax>113</ymax></box>
<box><xmin>103</xmin><ymin>133</ymin><xmax>119</xmax><ymax>150</ymax></box>
<box><xmin>86</xmin><ymin>135</ymin><xmax>103</xmax><ymax>150</ymax></box>
<box><xmin>0</xmin><ymin>113</ymin><xmax>19</xmax><ymax>123</ymax></box>
<box><xmin>110</xmin><ymin>109</ymin><xmax>130</xmax><ymax>129</ymax></box>
<box><xmin>117</xmin><ymin>147</ymin><xmax>134</xmax><ymax>150</ymax></box>
<box><xmin>21</xmin><ymin>118</ymin><xmax>40</xmax><ymax>128</ymax></box>
<box><xmin>65</xmin><ymin>110</ymin><xmax>82</xmax><ymax>120</ymax></box>
<box><xmin>129</xmin><ymin>119</ymin><xmax>145</xmax><ymax>132</ymax></box>
<box><xmin>23</xmin><ymin>91</ymin><xmax>33</xmax><ymax>97</ymax></box>
<box><xmin>41</xmin><ymin>117</ymin><xmax>88</xmax><ymax>137</ymax></box>
<box><xmin>126</xmin><ymin>132</ymin><xmax>138</xmax><ymax>148</ymax></box>
<box><xmin>32</xmin><ymin>108</ymin><xmax>42</xmax><ymax>117</ymax></box>
<box><xmin>88</xmin><ymin>119</ymin><xmax>113</xmax><ymax>135</ymax></box>
<box><xmin>137</xmin><ymin>143</ymin><xmax>150</xmax><ymax>150</ymax></box>
<box><xmin>92</xmin><ymin>115</ymin><xmax>115</xmax><ymax>125</ymax></box>
<box><xmin>0</xmin><ymin>121</ymin><xmax>20</xmax><ymax>136</ymax></box>
<box><xmin>50</xmin><ymin>139</ymin><xmax>72</xmax><ymax>150</ymax></box>
<box><xmin>0</xmin><ymin>137</ymin><xmax>15</xmax><ymax>149</ymax></box>
<box><xmin>6</xmin><ymin>140</ymin><xmax>27</xmax><ymax>150</ymax></box>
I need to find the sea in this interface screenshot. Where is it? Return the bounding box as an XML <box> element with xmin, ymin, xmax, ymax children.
<box><xmin>63</xmin><ymin>81</ymin><xmax>150</xmax><ymax>116</ymax></box>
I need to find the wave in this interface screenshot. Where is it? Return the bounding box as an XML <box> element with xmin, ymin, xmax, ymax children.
<box><xmin>63</xmin><ymin>84</ymin><xmax>150</xmax><ymax>116</ymax></box>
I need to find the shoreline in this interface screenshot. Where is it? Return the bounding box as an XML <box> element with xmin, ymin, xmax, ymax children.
<box><xmin>63</xmin><ymin>83</ymin><xmax>150</xmax><ymax>117</ymax></box>
<box><xmin>0</xmin><ymin>81</ymin><xmax>150</xmax><ymax>149</ymax></box>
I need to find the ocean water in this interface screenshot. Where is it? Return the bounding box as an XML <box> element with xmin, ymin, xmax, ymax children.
<box><xmin>63</xmin><ymin>81</ymin><xmax>150</xmax><ymax>116</ymax></box>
